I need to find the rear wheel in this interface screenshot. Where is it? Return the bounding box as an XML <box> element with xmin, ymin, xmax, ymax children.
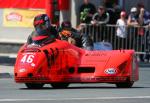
<box><xmin>25</xmin><ymin>83</ymin><xmax>44</xmax><ymax>89</ymax></box>
<box><xmin>116</xmin><ymin>82</ymin><xmax>134</xmax><ymax>88</ymax></box>
<box><xmin>51</xmin><ymin>83</ymin><xmax>69</xmax><ymax>89</ymax></box>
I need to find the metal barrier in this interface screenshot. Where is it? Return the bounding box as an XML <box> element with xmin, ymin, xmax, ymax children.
<box><xmin>80</xmin><ymin>24</ymin><xmax>150</xmax><ymax>55</ymax></box>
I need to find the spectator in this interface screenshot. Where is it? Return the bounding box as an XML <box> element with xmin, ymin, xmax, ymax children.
<box><xmin>91</xmin><ymin>5</ymin><xmax>110</xmax><ymax>41</ymax></box>
<box><xmin>79</xmin><ymin>0</ymin><xmax>96</xmax><ymax>24</ymax></box>
<box><xmin>127</xmin><ymin>7</ymin><xmax>139</xmax><ymax>50</ymax></box>
<box><xmin>127</xmin><ymin>7</ymin><xmax>139</xmax><ymax>26</ymax></box>
<box><xmin>91</xmin><ymin>5</ymin><xmax>110</xmax><ymax>25</ymax></box>
<box><xmin>138</xmin><ymin>7</ymin><xmax>150</xmax><ymax>26</ymax></box>
<box><xmin>137</xmin><ymin>2</ymin><xmax>145</xmax><ymax>16</ymax></box>
<box><xmin>112</xmin><ymin>3</ymin><xmax>122</xmax><ymax>24</ymax></box>
<box><xmin>138</xmin><ymin>7</ymin><xmax>150</xmax><ymax>62</ymax></box>
<box><xmin>116</xmin><ymin>11</ymin><xmax>127</xmax><ymax>49</ymax></box>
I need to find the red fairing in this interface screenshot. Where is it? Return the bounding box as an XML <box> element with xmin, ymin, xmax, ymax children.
<box><xmin>14</xmin><ymin>39</ymin><xmax>139</xmax><ymax>88</ymax></box>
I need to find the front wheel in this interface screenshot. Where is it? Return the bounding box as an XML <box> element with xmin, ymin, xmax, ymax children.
<box><xmin>51</xmin><ymin>83</ymin><xmax>69</xmax><ymax>89</ymax></box>
<box><xmin>116</xmin><ymin>82</ymin><xmax>134</xmax><ymax>88</ymax></box>
<box><xmin>25</xmin><ymin>83</ymin><xmax>44</xmax><ymax>89</ymax></box>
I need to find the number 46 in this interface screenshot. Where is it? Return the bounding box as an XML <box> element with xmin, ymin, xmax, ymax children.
<box><xmin>21</xmin><ymin>54</ymin><xmax>34</xmax><ymax>63</ymax></box>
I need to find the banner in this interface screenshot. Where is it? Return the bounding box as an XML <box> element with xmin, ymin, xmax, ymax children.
<box><xmin>0</xmin><ymin>0</ymin><xmax>45</xmax><ymax>9</ymax></box>
<box><xmin>3</xmin><ymin>9</ymin><xmax>45</xmax><ymax>27</ymax></box>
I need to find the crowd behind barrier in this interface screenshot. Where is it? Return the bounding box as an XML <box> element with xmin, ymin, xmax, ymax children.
<box><xmin>80</xmin><ymin>24</ymin><xmax>150</xmax><ymax>55</ymax></box>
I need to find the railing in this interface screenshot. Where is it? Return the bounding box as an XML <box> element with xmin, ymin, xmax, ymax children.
<box><xmin>79</xmin><ymin>24</ymin><xmax>150</xmax><ymax>55</ymax></box>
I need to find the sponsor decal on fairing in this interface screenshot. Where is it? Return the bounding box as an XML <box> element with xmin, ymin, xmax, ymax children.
<box><xmin>104</xmin><ymin>68</ymin><xmax>117</xmax><ymax>75</ymax></box>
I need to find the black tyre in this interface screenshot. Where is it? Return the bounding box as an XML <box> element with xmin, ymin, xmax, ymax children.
<box><xmin>116</xmin><ymin>82</ymin><xmax>134</xmax><ymax>88</ymax></box>
<box><xmin>51</xmin><ymin>83</ymin><xmax>69</xmax><ymax>89</ymax></box>
<box><xmin>25</xmin><ymin>83</ymin><xmax>44</xmax><ymax>89</ymax></box>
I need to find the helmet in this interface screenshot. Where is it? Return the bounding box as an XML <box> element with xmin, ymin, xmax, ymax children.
<box><xmin>33</xmin><ymin>14</ymin><xmax>51</xmax><ymax>36</ymax></box>
<box><xmin>61</xmin><ymin>21</ymin><xmax>72</xmax><ymax>29</ymax></box>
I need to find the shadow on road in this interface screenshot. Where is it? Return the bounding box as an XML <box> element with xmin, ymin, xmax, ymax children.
<box><xmin>19</xmin><ymin>86</ymin><xmax>148</xmax><ymax>90</ymax></box>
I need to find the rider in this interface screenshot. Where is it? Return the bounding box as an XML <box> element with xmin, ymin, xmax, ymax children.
<box><xmin>59</xmin><ymin>21</ymin><xmax>80</xmax><ymax>45</ymax></box>
<box><xmin>27</xmin><ymin>14</ymin><xmax>58</xmax><ymax>45</ymax></box>
<box><xmin>59</xmin><ymin>21</ymin><xmax>93</xmax><ymax>50</ymax></box>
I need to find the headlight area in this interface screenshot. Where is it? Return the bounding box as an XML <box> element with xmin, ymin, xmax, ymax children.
<box><xmin>15</xmin><ymin>66</ymin><xmax>38</xmax><ymax>78</ymax></box>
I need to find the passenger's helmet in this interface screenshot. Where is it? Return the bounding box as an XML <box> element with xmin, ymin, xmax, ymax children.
<box><xmin>33</xmin><ymin>14</ymin><xmax>51</xmax><ymax>36</ymax></box>
<box><xmin>61</xmin><ymin>21</ymin><xmax>72</xmax><ymax>29</ymax></box>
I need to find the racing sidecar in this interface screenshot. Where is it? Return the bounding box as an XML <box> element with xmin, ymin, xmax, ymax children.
<box><xmin>14</xmin><ymin>39</ymin><xmax>139</xmax><ymax>88</ymax></box>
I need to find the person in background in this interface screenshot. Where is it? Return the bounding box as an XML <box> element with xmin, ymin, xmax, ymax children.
<box><xmin>79</xmin><ymin>0</ymin><xmax>96</xmax><ymax>37</ymax></box>
<box><xmin>112</xmin><ymin>3</ymin><xmax>122</xmax><ymax>24</ymax></box>
<box><xmin>127</xmin><ymin>7</ymin><xmax>139</xmax><ymax>50</ymax></box>
<box><xmin>138</xmin><ymin>5</ymin><xmax>150</xmax><ymax>62</ymax></box>
<box><xmin>137</xmin><ymin>2</ymin><xmax>145</xmax><ymax>17</ymax></box>
<box><xmin>27</xmin><ymin>14</ymin><xmax>58</xmax><ymax>45</ymax></box>
<box><xmin>91</xmin><ymin>5</ymin><xmax>110</xmax><ymax>25</ymax></box>
<box><xmin>116</xmin><ymin>11</ymin><xmax>127</xmax><ymax>49</ymax></box>
<box><xmin>91</xmin><ymin>5</ymin><xmax>110</xmax><ymax>41</ymax></box>
<box><xmin>79</xmin><ymin>0</ymin><xmax>96</xmax><ymax>24</ymax></box>
<box><xmin>138</xmin><ymin>6</ymin><xmax>150</xmax><ymax>27</ymax></box>
<box><xmin>103</xmin><ymin>1</ymin><xmax>121</xmax><ymax>24</ymax></box>
<box><xmin>127</xmin><ymin>7</ymin><xmax>139</xmax><ymax>26</ymax></box>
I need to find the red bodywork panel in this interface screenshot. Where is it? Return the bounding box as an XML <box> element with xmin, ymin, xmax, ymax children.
<box><xmin>14</xmin><ymin>39</ymin><xmax>139</xmax><ymax>84</ymax></box>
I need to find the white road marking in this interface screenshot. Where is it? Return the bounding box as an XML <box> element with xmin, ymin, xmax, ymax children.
<box><xmin>0</xmin><ymin>96</ymin><xmax>150</xmax><ymax>101</ymax></box>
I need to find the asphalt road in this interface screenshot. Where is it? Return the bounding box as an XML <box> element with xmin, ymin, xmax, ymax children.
<box><xmin>0</xmin><ymin>66</ymin><xmax>150</xmax><ymax>103</ymax></box>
